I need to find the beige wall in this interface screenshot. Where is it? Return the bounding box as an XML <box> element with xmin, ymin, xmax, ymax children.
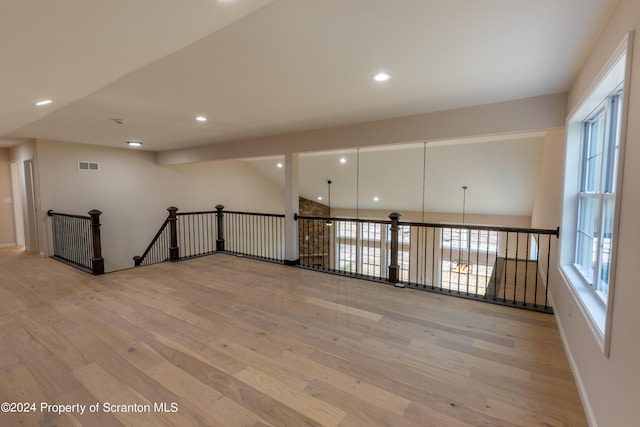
<box><xmin>531</xmin><ymin>129</ymin><xmax>565</xmax><ymax>230</ymax></box>
<box><xmin>0</xmin><ymin>148</ymin><xmax>16</xmax><ymax>247</ymax></box>
<box><xmin>36</xmin><ymin>139</ymin><xmax>284</xmax><ymax>272</ymax></box>
<box><xmin>554</xmin><ymin>1</ymin><xmax>640</xmax><ymax>426</ymax></box>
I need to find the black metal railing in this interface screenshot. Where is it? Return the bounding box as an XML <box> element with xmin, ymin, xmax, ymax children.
<box><xmin>296</xmin><ymin>213</ymin><xmax>558</xmax><ymax>313</ymax></box>
<box><xmin>133</xmin><ymin>208</ymin><xmax>174</xmax><ymax>267</ymax></box>
<box><xmin>135</xmin><ymin>205</ymin><xmax>557</xmax><ymax>312</ymax></box>
<box><xmin>177</xmin><ymin>210</ymin><xmax>219</xmax><ymax>259</ymax></box>
<box><xmin>297</xmin><ymin>215</ymin><xmax>391</xmax><ymax>283</ymax></box>
<box><xmin>47</xmin><ymin>209</ymin><xmax>104</xmax><ymax>275</ymax></box>
<box><xmin>221</xmin><ymin>209</ymin><xmax>285</xmax><ymax>261</ymax></box>
<box><xmin>134</xmin><ymin>205</ymin><xmax>285</xmax><ymax>266</ymax></box>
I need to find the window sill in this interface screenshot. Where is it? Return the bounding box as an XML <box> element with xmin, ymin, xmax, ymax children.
<box><xmin>559</xmin><ymin>264</ymin><xmax>607</xmax><ymax>343</ymax></box>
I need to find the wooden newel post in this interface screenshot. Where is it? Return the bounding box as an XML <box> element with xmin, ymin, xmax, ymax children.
<box><xmin>388</xmin><ymin>212</ymin><xmax>403</xmax><ymax>286</ymax></box>
<box><xmin>88</xmin><ymin>209</ymin><xmax>105</xmax><ymax>275</ymax></box>
<box><xmin>215</xmin><ymin>204</ymin><xmax>225</xmax><ymax>251</ymax></box>
<box><xmin>168</xmin><ymin>206</ymin><xmax>179</xmax><ymax>261</ymax></box>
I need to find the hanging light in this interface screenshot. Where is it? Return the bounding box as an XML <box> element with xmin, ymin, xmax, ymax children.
<box><xmin>462</xmin><ymin>185</ymin><xmax>468</xmax><ymax>224</ymax></box>
<box><xmin>326</xmin><ymin>180</ymin><xmax>333</xmax><ymax>226</ymax></box>
<box><xmin>452</xmin><ymin>260</ymin><xmax>472</xmax><ymax>274</ymax></box>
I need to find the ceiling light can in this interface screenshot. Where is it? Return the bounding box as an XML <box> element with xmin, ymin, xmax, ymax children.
<box><xmin>373</xmin><ymin>72</ymin><xmax>391</xmax><ymax>82</ymax></box>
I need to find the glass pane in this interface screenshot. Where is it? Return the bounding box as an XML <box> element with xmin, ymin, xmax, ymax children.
<box><xmin>385</xmin><ymin>250</ymin><xmax>409</xmax><ymax>281</ymax></box>
<box><xmin>338</xmin><ymin>221</ymin><xmax>356</xmax><ymax>238</ymax></box>
<box><xmin>468</xmin><ymin>229</ymin><xmax>499</xmax><ymax>252</ymax></box>
<box><xmin>361</xmin><ymin>246</ymin><xmax>381</xmax><ymax>276</ymax></box>
<box><xmin>584</xmin><ymin>113</ymin><xmax>605</xmax><ymax>192</ymax></box>
<box><xmin>338</xmin><ymin>244</ymin><xmax>356</xmax><ymax>273</ymax></box>
<box><xmin>362</xmin><ymin>223</ymin><xmax>381</xmax><ymax>241</ymax></box>
<box><xmin>604</xmin><ymin>94</ymin><xmax>623</xmax><ymax>194</ymax></box>
<box><xmin>442</xmin><ymin>228</ymin><xmax>470</xmax><ymax>250</ymax></box>
<box><xmin>599</xmin><ymin>198</ymin><xmax>614</xmax><ymax>295</ymax></box>
<box><xmin>400</xmin><ymin>250</ymin><xmax>410</xmax><ymax>281</ymax></box>
<box><xmin>399</xmin><ymin>225</ymin><xmax>411</xmax><ymax>244</ymax></box>
<box><xmin>575</xmin><ymin>197</ymin><xmax>599</xmax><ymax>281</ymax></box>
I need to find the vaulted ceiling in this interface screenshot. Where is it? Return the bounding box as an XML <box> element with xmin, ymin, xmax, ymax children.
<box><xmin>0</xmin><ymin>1</ymin><xmax>617</xmax><ymax>217</ymax></box>
<box><xmin>1</xmin><ymin>0</ymin><xmax>616</xmax><ymax>152</ymax></box>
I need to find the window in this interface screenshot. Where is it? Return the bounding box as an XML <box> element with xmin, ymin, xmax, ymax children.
<box><xmin>338</xmin><ymin>244</ymin><xmax>356</xmax><ymax>273</ymax></box>
<box><xmin>361</xmin><ymin>223</ymin><xmax>381</xmax><ymax>241</ymax></box>
<box><xmin>575</xmin><ymin>91</ymin><xmax>623</xmax><ymax>300</ymax></box>
<box><xmin>362</xmin><ymin>246</ymin><xmax>381</xmax><ymax>276</ymax></box>
<box><xmin>560</xmin><ymin>33</ymin><xmax>630</xmax><ymax>350</ymax></box>
<box><xmin>442</xmin><ymin>228</ymin><xmax>498</xmax><ymax>252</ymax></box>
<box><xmin>440</xmin><ymin>227</ymin><xmax>498</xmax><ymax>294</ymax></box>
<box><xmin>397</xmin><ymin>249</ymin><xmax>410</xmax><ymax>281</ymax></box>
<box><xmin>338</xmin><ymin>221</ymin><xmax>357</xmax><ymax>238</ymax></box>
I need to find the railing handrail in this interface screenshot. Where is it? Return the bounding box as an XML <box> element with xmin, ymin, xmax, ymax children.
<box><xmin>47</xmin><ymin>208</ymin><xmax>104</xmax><ymax>275</ymax></box>
<box><xmin>295</xmin><ymin>213</ymin><xmax>559</xmax><ymax>236</ymax></box>
<box><xmin>216</xmin><ymin>210</ymin><xmax>285</xmax><ymax>218</ymax></box>
<box><xmin>295</xmin><ymin>214</ymin><xmax>390</xmax><ymax>225</ymax></box>
<box><xmin>176</xmin><ymin>210</ymin><xmax>285</xmax><ymax>218</ymax></box>
<box><xmin>47</xmin><ymin>210</ymin><xmax>91</xmax><ymax>220</ymax></box>
<box><xmin>135</xmin><ymin>217</ymin><xmax>170</xmax><ymax>265</ymax></box>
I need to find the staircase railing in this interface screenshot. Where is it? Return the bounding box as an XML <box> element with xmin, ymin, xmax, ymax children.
<box><xmin>134</xmin><ymin>205</ymin><xmax>285</xmax><ymax>266</ymax></box>
<box><xmin>133</xmin><ymin>207</ymin><xmax>175</xmax><ymax>267</ymax></box>
<box><xmin>296</xmin><ymin>213</ymin><xmax>558</xmax><ymax>313</ymax></box>
<box><xmin>47</xmin><ymin>209</ymin><xmax>104</xmax><ymax>275</ymax></box>
<box><xmin>135</xmin><ymin>205</ymin><xmax>558</xmax><ymax>313</ymax></box>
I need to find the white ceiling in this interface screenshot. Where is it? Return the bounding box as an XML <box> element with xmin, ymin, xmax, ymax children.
<box><xmin>0</xmin><ymin>0</ymin><xmax>615</xmax><ymax>151</ymax></box>
<box><xmin>0</xmin><ymin>0</ymin><xmax>616</xmax><ymax>217</ymax></box>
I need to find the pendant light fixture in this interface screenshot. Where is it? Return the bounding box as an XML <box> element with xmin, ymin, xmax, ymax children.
<box><xmin>326</xmin><ymin>180</ymin><xmax>333</xmax><ymax>226</ymax></box>
<box><xmin>461</xmin><ymin>185</ymin><xmax>468</xmax><ymax>224</ymax></box>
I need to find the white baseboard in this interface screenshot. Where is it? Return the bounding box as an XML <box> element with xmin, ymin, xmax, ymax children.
<box><xmin>0</xmin><ymin>243</ymin><xmax>18</xmax><ymax>249</ymax></box>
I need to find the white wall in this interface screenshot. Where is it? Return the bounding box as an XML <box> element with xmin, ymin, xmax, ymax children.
<box><xmin>554</xmin><ymin>1</ymin><xmax>640</xmax><ymax>426</ymax></box>
<box><xmin>36</xmin><ymin>139</ymin><xmax>284</xmax><ymax>272</ymax></box>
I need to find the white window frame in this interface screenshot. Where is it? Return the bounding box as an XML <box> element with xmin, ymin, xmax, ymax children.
<box><xmin>335</xmin><ymin>221</ymin><xmax>410</xmax><ymax>280</ymax></box>
<box><xmin>574</xmin><ymin>93</ymin><xmax>622</xmax><ymax>301</ymax></box>
<box><xmin>559</xmin><ymin>32</ymin><xmax>632</xmax><ymax>355</ymax></box>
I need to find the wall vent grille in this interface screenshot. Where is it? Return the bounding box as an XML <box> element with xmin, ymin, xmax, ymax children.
<box><xmin>78</xmin><ymin>161</ymin><xmax>100</xmax><ymax>171</ymax></box>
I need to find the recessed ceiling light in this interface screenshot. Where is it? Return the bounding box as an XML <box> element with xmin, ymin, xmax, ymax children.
<box><xmin>317</xmin><ymin>196</ymin><xmax>323</xmax><ymax>201</ymax></box>
<box><xmin>35</xmin><ymin>99</ymin><xmax>53</xmax><ymax>106</ymax></box>
<box><xmin>373</xmin><ymin>72</ymin><xmax>391</xmax><ymax>82</ymax></box>
<box><xmin>373</xmin><ymin>197</ymin><xmax>380</xmax><ymax>202</ymax></box>
<box><xmin>126</xmin><ymin>140</ymin><xmax>143</xmax><ymax>147</ymax></box>
<box><xmin>339</xmin><ymin>157</ymin><xmax>347</xmax><ymax>164</ymax></box>
<box><xmin>195</xmin><ymin>116</ymin><xmax>207</xmax><ymax>122</ymax></box>
<box><xmin>276</xmin><ymin>163</ymin><xmax>283</xmax><ymax>168</ymax></box>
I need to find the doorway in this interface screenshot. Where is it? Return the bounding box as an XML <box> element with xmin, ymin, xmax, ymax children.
<box><xmin>23</xmin><ymin>160</ymin><xmax>38</xmax><ymax>252</ymax></box>
<box><xmin>9</xmin><ymin>162</ymin><xmax>25</xmax><ymax>247</ymax></box>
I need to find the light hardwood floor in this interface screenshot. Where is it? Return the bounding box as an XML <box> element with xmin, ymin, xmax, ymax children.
<box><xmin>0</xmin><ymin>248</ymin><xmax>587</xmax><ymax>426</ymax></box>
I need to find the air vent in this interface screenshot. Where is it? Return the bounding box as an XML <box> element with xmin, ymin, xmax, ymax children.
<box><xmin>78</xmin><ymin>161</ymin><xmax>100</xmax><ymax>171</ymax></box>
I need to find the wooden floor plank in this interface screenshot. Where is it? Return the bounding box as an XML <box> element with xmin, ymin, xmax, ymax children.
<box><xmin>0</xmin><ymin>249</ymin><xmax>587</xmax><ymax>426</ymax></box>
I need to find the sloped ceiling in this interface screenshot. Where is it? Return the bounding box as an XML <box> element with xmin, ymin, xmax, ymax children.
<box><xmin>0</xmin><ymin>1</ymin><xmax>616</xmax><ymax>217</ymax></box>
<box><xmin>0</xmin><ymin>0</ymin><xmax>273</xmax><ymax>143</ymax></box>
<box><xmin>1</xmin><ymin>0</ymin><xmax>615</xmax><ymax>151</ymax></box>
